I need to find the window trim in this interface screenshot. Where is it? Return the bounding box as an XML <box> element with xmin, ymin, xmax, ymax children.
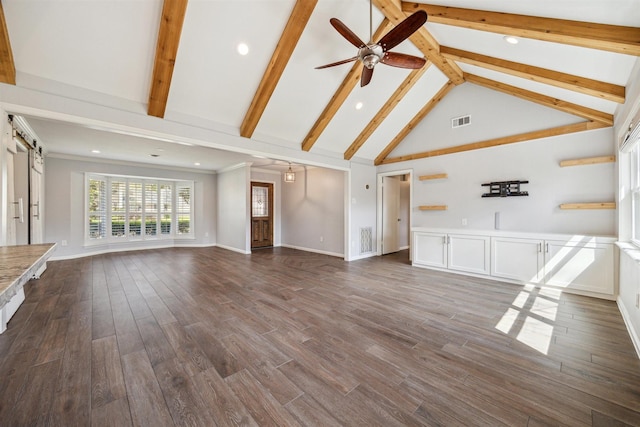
<box><xmin>85</xmin><ymin>173</ymin><xmax>194</xmax><ymax>245</ymax></box>
<box><xmin>625</xmin><ymin>134</ymin><xmax>640</xmax><ymax>247</ymax></box>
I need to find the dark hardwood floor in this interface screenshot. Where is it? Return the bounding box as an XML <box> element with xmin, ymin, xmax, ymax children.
<box><xmin>0</xmin><ymin>246</ymin><xmax>639</xmax><ymax>426</ymax></box>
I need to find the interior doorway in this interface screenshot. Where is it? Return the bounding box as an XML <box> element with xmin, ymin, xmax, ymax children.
<box><xmin>382</xmin><ymin>175</ymin><xmax>400</xmax><ymax>254</ymax></box>
<box><xmin>251</xmin><ymin>181</ymin><xmax>274</xmax><ymax>249</ymax></box>
<box><xmin>377</xmin><ymin>170</ymin><xmax>412</xmax><ymax>258</ymax></box>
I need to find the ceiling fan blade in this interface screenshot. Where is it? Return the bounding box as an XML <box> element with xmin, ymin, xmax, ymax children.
<box><xmin>381</xmin><ymin>52</ymin><xmax>427</xmax><ymax>69</ymax></box>
<box><xmin>330</xmin><ymin>18</ymin><xmax>367</xmax><ymax>48</ymax></box>
<box><xmin>377</xmin><ymin>10</ymin><xmax>427</xmax><ymax>52</ymax></box>
<box><xmin>361</xmin><ymin>66</ymin><xmax>374</xmax><ymax>87</ymax></box>
<box><xmin>315</xmin><ymin>57</ymin><xmax>358</xmax><ymax>69</ymax></box>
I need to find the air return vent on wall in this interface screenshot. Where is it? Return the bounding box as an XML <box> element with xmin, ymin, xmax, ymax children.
<box><xmin>451</xmin><ymin>115</ymin><xmax>471</xmax><ymax>128</ymax></box>
<box><xmin>360</xmin><ymin>227</ymin><xmax>373</xmax><ymax>254</ymax></box>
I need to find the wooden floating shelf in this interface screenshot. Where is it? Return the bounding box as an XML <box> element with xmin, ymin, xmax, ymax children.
<box><xmin>419</xmin><ymin>205</ymin><xmax>448</xmax><ymax>211</ymax></box>
<box><xmin>559</xmin><ymin>156</ymin><xmax>615</xmax><ymax>167</ymax></box>
<box><xmin>419</xmin><ymin>173</ymin><xmax>448</xmax><ymax>181</ymax></box>
<box><xmin>559</xmin><ymin>202</ymin><xmax>616</xmax><ymax>210</ymax></box>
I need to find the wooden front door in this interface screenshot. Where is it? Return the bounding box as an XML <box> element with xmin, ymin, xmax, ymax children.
<box><xmin>251</xmin><ymin>182</ymin><xmax>273</xmax><ymax>248</ymax></box>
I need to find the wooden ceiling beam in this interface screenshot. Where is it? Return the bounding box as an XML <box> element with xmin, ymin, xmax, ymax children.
<box><xmin>402</xmin><ymin>2</ymin><xmax>640</xmax><ymax>56</ymax></box>
<box><xmin>344</xmin><ymin>62</ymin><xmax>430</xmax><ymax>160</ymax></box>
<box><xmin>442</xmin><ymin>46</ymin><xmax>625</xmax><ymax>103</ymax></box>
<box><xmin>240</xmin><ymin>0</ymin><xmax>318</xmax><ymax>138</ymax></box>
<box><xmin>148</xmin><ymin>0</ymin><xmax>188</xmax><ymax>118</ymax></box>
<box><xmin>0</xmin><ymin>0</ymin><xmax>16</xmax><ymax>85</ymax></box>
<box><xmin>380</xmin><ymin>121</ymin><xmax>608</xmax><ymax>165</ymax></box>
<box><xmin>301</xmin><ymin>19</ymin><xmax>394</xmax><ymax>152</ymax></box>
<box><xmin>465</xmin><ymin>73</ymin><xmax>613</xmax><ymax>126</ymax></box>
<box><xmin>372</xmin><ymin>0</ymin><xmax>464</xmax><ymax>85</ymax></box>
<box><xmin>374</xmin><ymin>80</ymin><xmax>454</xmax><ymax>165</ymax></box>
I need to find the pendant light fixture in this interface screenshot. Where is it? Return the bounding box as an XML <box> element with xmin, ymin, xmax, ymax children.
<box><xmin>284</xmin><ymin>162</ymin><xmax>295</xmax><ymax>183</ymax></box>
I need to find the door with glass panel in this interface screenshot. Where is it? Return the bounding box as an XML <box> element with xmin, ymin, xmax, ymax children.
<box><xmin>251</xmin><ymin>182</ymin><xmax>273</xmax><ymax>248</ymax></box>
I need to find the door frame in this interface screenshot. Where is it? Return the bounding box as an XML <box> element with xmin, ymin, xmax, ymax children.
<box><xmin>250</xmin><ymin>179</ymin><xmax>278</xmax><ymax>251</ymax></box>
<box><xmin>381</xmin><ymin>175</ymin><xmax>401</xmax><ymax>255</ymax></box>
<box><xmin>376</xmin><ymin>169</ymin><xmax>412</xmax><ymax>256</ymax></box>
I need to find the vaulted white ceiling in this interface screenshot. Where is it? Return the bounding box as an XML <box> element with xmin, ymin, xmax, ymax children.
<box><xmin>1</xmin><ymin>0</ymin><xmax>638</xmax><ymax>172</ymax></box>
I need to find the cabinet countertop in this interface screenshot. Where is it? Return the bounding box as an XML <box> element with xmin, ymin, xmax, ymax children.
<box><xmin>411</xmin><ymin>227</ymin><xmax>616</xmax><ymax>243</ymax></box>
<box><xmin>0</xmin><ymin>243</ymin><xmax>56</xmax><ymax>307</ymax></box>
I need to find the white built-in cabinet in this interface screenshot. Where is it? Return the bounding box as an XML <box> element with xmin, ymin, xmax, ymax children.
<box><xmin>413</xmin><ymin>232</ymin><xmax>490</xmax><ymax>275</ymax></box>
<box><xmin>544</xmin><ymin>238</ymin><xmax>614</xmax><ymax>295</ymax></box>
<box><xmin>491</xmin><ymin>236</ymin><xmax>544</xmax><ymax>283</ymax></box>
<box><xmin>413</xmin><ymin>228</ymin><xmax>616</xmax><ymax>299</ymax></box>
<box><xmin>412</xmin><ymin>232</ymin><xmax>447</xmax><ymax>268</ymax></box>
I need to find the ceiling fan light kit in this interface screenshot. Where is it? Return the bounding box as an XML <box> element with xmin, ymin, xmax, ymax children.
<box><xmin>359</xmin><ymin>44</ymin><xmax>384</xmax><ymax>69</ymax></box>
<box><xmin>316</xmin><ymin>8</ymin><xmax>428</xmax><ymax>87</ymax></box>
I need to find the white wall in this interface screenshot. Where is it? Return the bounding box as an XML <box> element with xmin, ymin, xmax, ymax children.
<box><xmin>393</xmin><ymin>83</ymin><xmax>583</xmax><ymax>158</ymax></box>
<box><xmin>0</xmin><ymin>108</ymin><xmax>9</xmax><ymax>245</ymax></box>
<box><xmin>44</xmin><ymin>155</ymin><xmax>216</xmax><ymax>259</ymax></box>
<box><xmin>619</xmin><ymin>249</ymin><xmax>640</xmax><ymax>355</ymax></box>
<box><xmin>216</xmin><ymin>163</ymin><xmax>250</xmax><ymax>254</ymax></box>
<box><xmin>282</xmin><ymin>166</ymin><xmax>345</xmax><ymax>257</ymax></box>
<box><xmin>250</xmin><ymin>168</ymin><xmax>282</xmax><ymax>247</ymax></box>
<box><xmin>379</xmin><ymin>127</ymin><xmax>616</xmax><ymax>236</ymax></box>
<box><xmin>347</xmin><ymin>162</ymin><xmax>377</xmax><ymax>260</ymax></box>
<box><xmin>615</xmin><ymin>57</ymin><xmax>640</xmax><ymax>356</ymax></box>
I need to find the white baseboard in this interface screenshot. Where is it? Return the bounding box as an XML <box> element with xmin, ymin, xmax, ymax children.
<box><xmin>347</xmin><ymin>252</ymin><xmax>377</xmax><ymax>261</ymax></box>
<box><xmin>280</xmin><ymin>244</ymin><xmax>343</xmax><ymax>258</ymax></box>
<box><xmin>617</xmin><ymin>297</ymin><xmax>640</xmax><ymax>359</ymax></box>
<box><xmin>50</xmin><ymin>242</ymin><xmax>217</xmax><ymax>261</ymax></box>
<box><xmin>216</xmin><ymin>244</ymin><xmax>251</xmax><ymax>255</ymax></box>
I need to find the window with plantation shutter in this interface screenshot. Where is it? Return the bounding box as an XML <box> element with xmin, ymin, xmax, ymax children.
<box><xmin>631</xmin><ymin>144</ymin><xmax>640</xmax><ymax>245</ymax></box>
<box><xmin>86</xmin><ymin>174</ymin><xmax>194</xmax><ymax>243</ymax></box>
<box><xmin>111</xmin><ymin>180</ymin><xmax>126</xmax><ymax>238</ymax></box>
<box><xmin>176</xmin><ymin>182</ymin><xmax>193</xmax><ymax>235</ymax></box>
<box><xmin>88</xmin><ymin>177</ymin><xmax>107</xmax><ymax>239</ymax></box>
<box><xmin>145</xmin><ymin>183</ymin><xmax>158</xmax><ymax>236</ymax></box>
<box><xmin>160</xmin><ymin>183</ymin><xmax>172</xmax><ymax>235</ymax></box>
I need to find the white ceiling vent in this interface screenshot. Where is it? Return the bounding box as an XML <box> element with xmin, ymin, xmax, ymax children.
<box><xmin>451</xmin><ymin>115</ymin><xmax>471</xmax><ymax>129</ymax></box>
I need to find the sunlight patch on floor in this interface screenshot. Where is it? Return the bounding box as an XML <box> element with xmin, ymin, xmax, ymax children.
<box><xmin>495</xmin><ymin>307</ymin><xmax>519</xmax><ymax>334</ymax></box>
<box><xmin>495</xmin><ymin>285</ymin><xmax>560</xmax><ymax>355</ymax></box>
<box><xmin>517</xmin><ymin>316</ymin><xmax>554</xmax><ymax>354</ymax></box>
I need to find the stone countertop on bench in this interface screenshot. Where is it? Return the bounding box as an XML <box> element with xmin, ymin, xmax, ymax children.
<box><xmin>0</xmin><ymin>243</ymin><xmax>56</xmax><ymax>307</ymax></box>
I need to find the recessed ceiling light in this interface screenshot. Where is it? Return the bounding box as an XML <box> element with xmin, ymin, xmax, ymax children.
<box><xmin>237</xmin><ymin>43</ymin><xmax>249</xmax><ymax>55</ymax></box>
<box><xmin>91</xmin><ymin>149</ymin><xmax>101</xmax><ymax>154</ymax></box>
<box><xmin>150</xmin><ymin>154</ymin><xmax>160</xmax><ymax>157</ymax></box>
<box><xmin>194</xmin><ymin>162</ymin><xmax>201</xmax><ymax>166</ymax></box>
<box><xmin>355</xmin><ymin>101</ymin><xmax>363</xmax><ymax>110</ymax></box>
<box><xmin>504</xmin><ymin>35</ymin><xmax>519</xmax><ymax>45</ymax></box>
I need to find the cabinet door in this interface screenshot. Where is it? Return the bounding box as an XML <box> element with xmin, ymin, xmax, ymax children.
<box><xmin>491</xmin><ymin>237</ymin><xmax>544</xmax><ymax>283</ymax></box>
<box><xmin>412</xmin><ymin>232</ymin><xmax>447</xmax><ymax>268</ymax></box>
<box><xmin>544</xmin><ymin>239</ymin><xmax>614</xmax><ymax>295</ymax></box>
<box><xmin>448</xmin><ymin>234</ymin><xmax>490</xmax><ymax>275</ymax></box>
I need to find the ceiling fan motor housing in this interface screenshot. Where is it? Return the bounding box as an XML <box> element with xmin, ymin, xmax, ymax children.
<box><xmin>359</xmin><ymin>44</ymin><xmax>384</xmax><ymax>69</ymax></box>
